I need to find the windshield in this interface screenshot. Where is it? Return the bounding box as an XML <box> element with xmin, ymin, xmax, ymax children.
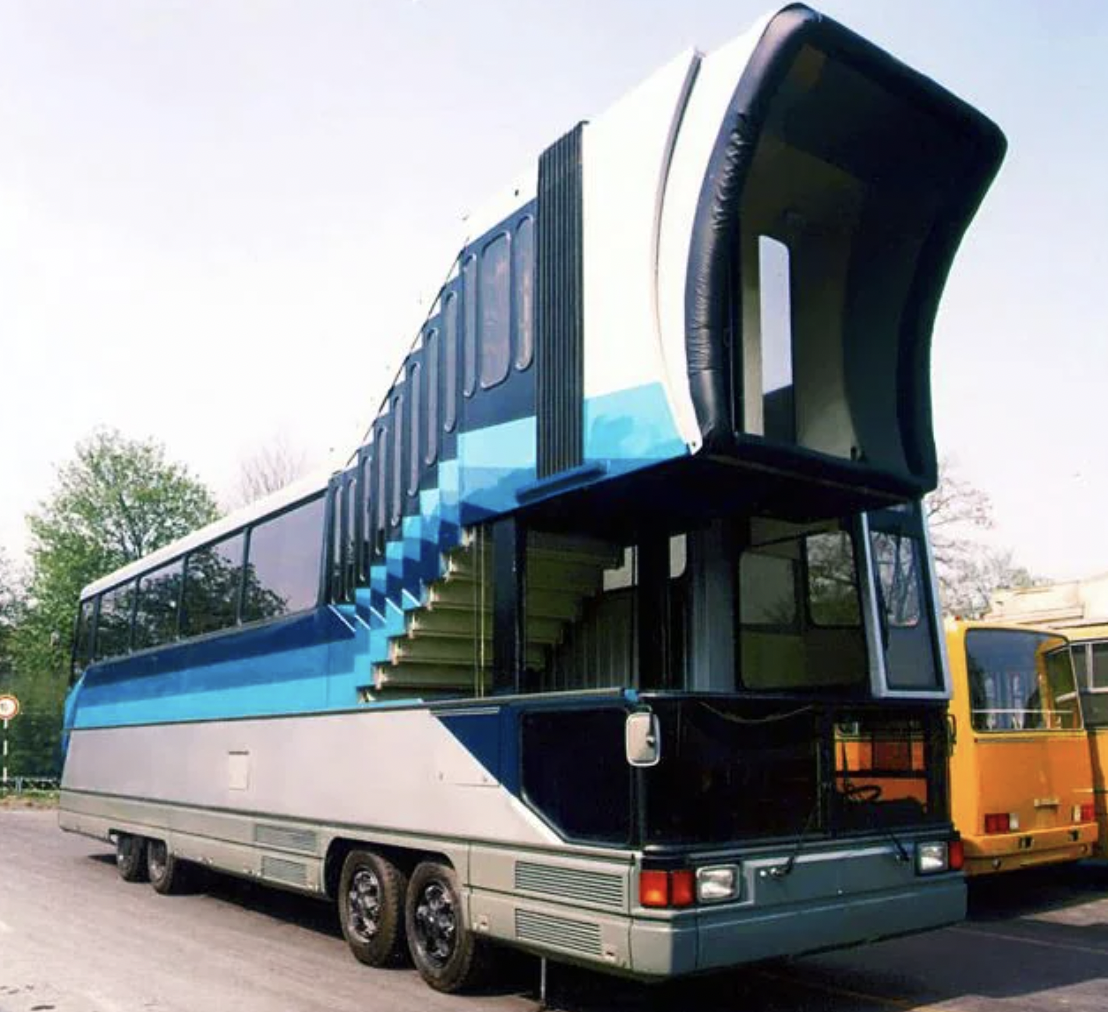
<box><xmin>965</xmin><ymin>629</ymin><xmax>1082</xmax><ymax>732</ymax></box>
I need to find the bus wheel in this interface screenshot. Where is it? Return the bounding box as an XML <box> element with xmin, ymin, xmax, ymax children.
<box><xmin>405</xmin><ymin>861</ymin><xmax>487</xmax><ymax>993</ymax></box>
<box><xmin>146</xmin><ymin>838</ymin><xmax>187</xmax><ymax>895</ymax></box>
<box><xmin>338</xmin><ymin>849</ymin><xmax>408</xmax><ymax>967</ymax></box>
<box><xmin>115</xmin><ymin>834</ymin><xmax>148</xmax><ymax>882</ymax></box>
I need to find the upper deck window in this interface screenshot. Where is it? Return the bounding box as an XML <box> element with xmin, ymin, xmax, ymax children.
<box><xmin>462</xmin><ymin>256</ymin><xmax>477</xmax><ymax>397</ymax></box>
<box><xmin>134</xmin><ymin>559</ymin><xmax>183</xmax><ymax>650</ymax></box>
<box><xmin>479</xmin><ymin>233</ymin><xmax>511</xmax><ymax>389</ymax></box>
<box><xmin>443</xmin><ymin>294</ymin><xmax>458</xmax><ymax>431</ymax></box>
<box><xmin>242</xmin><ymin>495</ymin><xmax>325</xmax><ymax>622</ymax></box>
<box><xmin>1091</xmin><ymin>642</ymin><xmax>1108</xmax><ymax>692</ymax></box>
<box><xmin>758</xmin><ymin>235</ymin><xmax>795</xmax><ymax>443</ymax></box>
<box><xmin>514</xmin><ymin>216</ymin><xmax>535</xmax><ymax>371</ymax></box>
<box><xmin>806</xmin><ymin>531</ymin><xmax>861</xmax><ymax>627</ymax></box>
<box><xmin>94</xmin><ymin>580</ymin><xmax>135</xmax><ymax>660</ymax></box>
<box><xmin>391</xmin><ymin>393</ymin><xmax>404</xmax><ymax>524</ymax></box>
<box><xmin>965</xmin><ymin>629</ymin><xmax>1081</xmax><ymax>731</ymax></box>
<box><xmin>424</xmin><ymin>328</ymin><xmax>439</xmax><ymax>464</ymax></box>
<box><xmin>408</xmin><ymin>362</ymin><xmax>422</xmax><ymax>495</ymax></box>
<box><xmin>183</xmin><ymin>533</ymin><xmax>244</xmax><ymax>636</ymax></box>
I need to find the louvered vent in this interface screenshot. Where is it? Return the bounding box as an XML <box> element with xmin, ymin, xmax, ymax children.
<box><xmin>261</xmin><ymin>856</ymin><xmax>309</xmax><ymax>887</ymax></box>
<box><xmin>254</xmin><ymin>824</ymin><xmax>318</xmax><ymax>854</ymax></box>
<box><xmin>536</xmin><ymin>122</ymin><xmax>585</xmax><ymax>479</ymax></box>
<box><xmin>515</xmin><ymin>908</ymin><xmax>603</xmax><ymax>957</ymax></box>
<box><xmin>515</xmin><ymin>862</ymin><xmax>625</xmax><ymax>910</ymax></box>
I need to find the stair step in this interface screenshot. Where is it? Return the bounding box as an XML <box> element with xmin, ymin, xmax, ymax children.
<box><xmin>390</xmin><ymin>637</ymin><xmax>547</xmax><ymax>668</ymax></box>
<box><xmin>408</xmin><ymin>610</ymin><xmax>564</xmax><ymax>646</ymax></box>
<box><xmin>372</xmin><ymin>665</ymin><xmax>480</xmax><ymax>691</ymax></box>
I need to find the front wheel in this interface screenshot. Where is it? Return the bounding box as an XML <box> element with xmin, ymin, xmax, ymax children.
<box><xmin>405</xmin><ymin>861</ymin><xmax>488</xmax><ymax>993</ymax></box>
<box><xmin>338</xmin><ymin>849</ymin><xmax>408</xmax><ymax>967</ymax></box>
<box><xmin>115</xmin><ymin>834</ymin><xmax>148</xmax><ymax>882</ymax></box>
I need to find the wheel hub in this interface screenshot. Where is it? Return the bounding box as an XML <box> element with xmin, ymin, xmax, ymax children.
<box><xmin>414</xmin><ymin>882</ymin><xmax>456</xmax><ymax>967</ymax></box>
<box><xmin>347</xmin><ymin>868</ymin><xmax>382</xmax><ymax>943</ymax></box>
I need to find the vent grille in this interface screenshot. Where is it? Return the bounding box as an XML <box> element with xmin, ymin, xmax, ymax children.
<box><xmin>515</xmin><ymin>862</ymin><xmax>625</xmax><ymax>909</ymax></box>
<box><xmin>536</xmin><ymin>122</ymin><xmax>585</xmax><ymax>479</ymax></box>
<box><xmin>261</xmin><ymin>856</ymin><xmax>309</xmax><ymax>887</ymax></box>
<box><xmin>254</xmin><ymin>824</ymin><xmax>318</xmax><ymax>854</ymax></box>
<box><xmin>515</xmin><ymin>908</ymin><xmax>602</xmax><ymax>957</ymax></box>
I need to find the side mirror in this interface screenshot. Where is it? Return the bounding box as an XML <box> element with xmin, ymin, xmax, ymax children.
<box><xmin>625</xmin><ymin>710</ymin><xmax>661</xmax><ymax>767</ymax></box>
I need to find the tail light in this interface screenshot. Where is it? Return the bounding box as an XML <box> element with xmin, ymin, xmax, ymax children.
<box><xmin>639</xmin><ymin>869</ymin><xmax>696</xmax><ymax>909</ymax></box>
<box><xmin>1080</xmin><ymin>803</ymin><xmax>1096</xmax><ymax>823</ymax></box>
<box><xmin>949</xmin><ymin>838</ymin><xmax>965</xmax><ymax>871</ymax></box>
<box><xmin>984</xmin><ymin>812</ymin><xmax>1018</xmax><ymax>834</ymax></box>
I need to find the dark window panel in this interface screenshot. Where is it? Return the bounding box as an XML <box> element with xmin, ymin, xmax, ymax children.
<box><xmin>93</xmin><ymin>580</ymin><xmax>136</xmax><ymax>660</ymax></box>
<box><xmin>134</xmin><ymin>560</ymin><xmax>183</xmax><ymax>650</ymax></box>
<box><xmin>391</xmin><ymin>394</ymin><xmax>404</xmax><ymax>525</ymax></box>
<box><xmin>514</xmin><ymin>216</ymin><xmax>535</xmax><ymax>370</ymax></box>
<box><xmin>183</xmin><ymin>533</ymin><xmax>244</xmax><ymax>636</ymax></box>
<box><xmin>243</xmin><ymin>496</ymin><xmax>326</xmax><ymax>622</ymax></box>
<box><xmin>408</xmin><ymin>362</ymin><xmax>422</xmax><ymax>495</ymax></box>
<box><xmin>479</xmin><ymin>233</ymin><xmax>511</xmax><ymax>389</ymax></box>
<box><xmin>425</xmin><ymin>329</ymin><xmax>439</xmax><ymax>465</ymax></box>
<box><xmin>462</xmin><ymin>256</ymin><xmax>477</xmax><ymax>397</ymax></box>
<box><xmin>443</xmin><ymin>294</ymin><xmax>458</xmax><ymax>432</ymax></box>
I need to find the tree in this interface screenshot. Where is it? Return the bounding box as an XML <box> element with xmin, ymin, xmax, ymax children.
<box><xmin>7</xmin><ymin>429</ymin><xmax>220</xmax><ymax>774</ymax></box>
<box><xmin>0</xmin><ymin>549</ymin><xmax>20</xmax><ymax>684</ymax></box>
<box><xmin>235</xmin><ymin>437</ymin><xmax>310</xmax><ymax>507</ymax></box>
<box><xmin>925</xmin><ymin>458</ymin><xmax>1041</xmax><ymax>618</ymax></box>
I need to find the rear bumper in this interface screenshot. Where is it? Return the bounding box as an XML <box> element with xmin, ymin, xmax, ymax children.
<box><xmin>629</xmin><ymin>876</ymin><xmax>965</xmax><ymax>977</ymax></box>
<box><xmin>964</xmin><ymin>824</ymin><xmax>1099</xmax><ymax>876</ymax></box>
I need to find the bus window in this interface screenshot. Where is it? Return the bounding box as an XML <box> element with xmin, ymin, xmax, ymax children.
<box><xmin>391</xmin><ymin>394</ymin><xmax>404</xmax><ymax>525</ymax></box>
<box><xmin>424</xmin><ymin>329</ymin><xmax>439</xmax><ymax>464</ymax></box>
<box><xmin>514</xmin><ymin>216</ymin><xmax>535</xmax><ymax>370</ymax></box>
<box><xmin>1044</xmin><ymin>646</ymin><xmax>1081</xmax><ymax>729</ymax></box>
<box><xmin>462</xmin><ymin>256</ymin><xmax>477</xmax><ymax>397</ymax></box>
<box><xmin>965</xmin><ymin>629</ymin><xmax>1071</xmax><ymax>731</ymax></box>
<box><xmin>72</xmin><ymin>599</ymin><xmax>94</xmax><ymax>678</ymax></box>
<box><xmin>479</xmin><ymin>233</ymin><xmax>511</xmax><ymax>389</ymax></box>
<box><xmin>94</xmin><ymin>581</ymin><xmax>136</xmax><ymax>660</ymax></box>
<box><xmin>759</xmin><ymin>235</ymin><xmax>795</xmax><ymax>443</ymax></box>
<box><xmin>1091</xmin><ymin>642</ymin><xmax>1108</xmax><ymax>691</ymax></box>
<box><xmin>408</xmin><ymin>363</ymin><xmax>421</xmax><ymax>495</ymax></box>
<box><xmin>806</xmin><ymin>531</ymin><xmax>861</xmax><ymax>626</ymax></box>
<box><xmin>134</xmin><ymin>560</ymin><xmax>183</xmax><ymax>650</ymax></box>
<box><xmin>739</xmin><ymin>552</ymin><xmax>797</xmax><ymax>627</ymax></box>
<box><xmin>183</xmin><ymin>533</ymin><xmax>245</xmax><ymax>636</ymax></box>
<box><xmin>243</xmin><ymin>496</ymin><xmax>326</xmax><ymax>622</ymax></box>
<box><xmin>443</xmin><ymin>295</ymin><xmax>458</xmax><ymax>431</ymax></box>
<box><xmin>871</xmin><ymin>531</ymin><xmax>921</xmax><ymax>627</ymax></box>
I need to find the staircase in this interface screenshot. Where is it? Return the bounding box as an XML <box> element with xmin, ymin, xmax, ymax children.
<box><xmin>361</xmin><ymin>531</ymin><xmax>622</xmax><ymax>700</ymax></box>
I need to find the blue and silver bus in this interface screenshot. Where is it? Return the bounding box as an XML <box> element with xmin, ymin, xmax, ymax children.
<box><xmin>59</xmin><ymin>4</ymin><xmax>1005</xmax><ymax>993</ymax></box>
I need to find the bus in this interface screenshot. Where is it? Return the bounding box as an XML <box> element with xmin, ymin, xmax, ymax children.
<box><xmin>1063</xmin><ymin>625</ymin><xmax>1108</xmax><ymax>858</ymax></box>
<box><xmin>58</xmin><ymin>3</ymin><xmax>1006</xmax><ymax>994</ymax></box>
<box><xmin>944</xmin><ymin>622</ymin><xmax>1097</xmax><ymax>875</ymax></box>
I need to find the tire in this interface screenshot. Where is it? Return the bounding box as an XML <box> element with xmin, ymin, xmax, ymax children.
<box><xmin>338</xmin><ymin>849</ymin><xmax>408</xmax><ymax>968</ymax></box>
<box><xmin>405</xmin><ymin>861</ymin><xmax>488</xmax><ymax>993</ymax></box>
<box><xmin>115</xmin><ymin>834</ymin><xmax>148</xmax><ymax>883</ymax></box>
<box><xmin>146</xmin><ymin>838</ymin><xmax>189</xmax><ymax>895</ymax></box>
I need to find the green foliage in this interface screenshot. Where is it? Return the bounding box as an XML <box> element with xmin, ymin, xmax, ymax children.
<box><xmin>5</xmin><ymin>429</ymin><xmax>219</xmax><ymax>774</ymax></box>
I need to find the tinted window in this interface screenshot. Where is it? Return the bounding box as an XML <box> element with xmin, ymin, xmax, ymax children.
<box><xmin>344</xmin><ymin>479</ymin><xmax>357</xmax><ymax>591</ymax></box>
<box><xmin>479</xmin><ymin>233</ymin><xmax>511</xmax><ymax>389</ymax></box>
<box><xmin>242</xmin><ymin>496</ymin><xmax>325</xmax><ymax>622</ymax></box>
<box><xmin>94</xmin><ymin>581</ymin><xmax>135</xmax><ymax>659</ymax></box>
<box><xmin>871</xmin><ymin>530</ymin><xmax>921</xmax><ymax>627</ymax></box>
<box><xmin>408</xmin><ymin>362</ymin><xmax>421</xmax><ymax>494</ymax></box>
<box><xmin>329</xmin><ymin>491</ymin><xmax>343</xmax><ymax>601</ymax></box>
<box><xmin>183</xmin><ymin>533</ymin><xmax>244</xmax><ymax>636</ymax></box>
<box><xmin>361</xmin><ymin>452</ymin><xmax>373</xmax><ymax>570</ymax></box>
<box><xmin>740</xmin><ymin>552</ymin><xmax>797</xmax><ymax>626</ymax></box>
<box><xmin>1092</xmin><ymin>642</ymin><xmax>1108</xmax><ymax>691</ymax></box>
<box><xmin>966</xmin><ymin>629</ymin><xmax>1075</xmax><ymax>731</ymax></box>
<box><xmin>73</xmin><ymin>599</ymin><xmax>94</xmax><ymax>675</ymax></box>
<box><xmin>807</xmin><ymin>531</ymin><xmax>860</xmax><ymax>626</ymax></box>
<box><xmin>391</xmin><ymin>394</ymin><xmax>403</xmax><ymax>524</ymax></box>
<box><xmin>425</xmin><ymin>329</ymin><xmax>439</xmax><ymax>464</ymax></box>
<box><xmin>134</xmin><ymin>560</ymin><xmax>182</xmax><ymax>650</ymax></box>
<box><xmin>521</xmin><ymin>708</ymin><xmax>630</xmax><ymax>844</ymax></box>
<box><xmin>462</xmin><ymin>256</ymin><xmax>477</xmax><ymax>397</ymax></box>
<box><xmin>375</xmin><ymin>425</ymin><xmax>388</xmax><ymax>536</ymax></box>
<box><xmin>514</xmin><ymin>216</ymin><xmax>535</xmax><ymax>370</ymax></box>
<box><xmin>443</xmin><ymin>294</ymin><xmax>458</xmax><ymax>431</ymax></box>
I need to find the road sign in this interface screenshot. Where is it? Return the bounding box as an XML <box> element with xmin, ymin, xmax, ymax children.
<box><xmin>0</xmin><ymin>695</ymin><xmax>20</xmax><ymax>720</ymax></box>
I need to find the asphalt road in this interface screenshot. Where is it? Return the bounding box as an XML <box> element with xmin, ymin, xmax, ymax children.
<box><xmin>2</xmin><ymin>809</ymin><xmax>1107</xmax><ymax>1012</ymax></box>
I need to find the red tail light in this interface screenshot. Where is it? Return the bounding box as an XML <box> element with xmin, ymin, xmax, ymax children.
<box><xmin>639</xmin><ymin>869</ymin><xmax>696</xmax><ymax>909</ymax></box>
<box><xmin>949</xmin><ymin>838</ymin><xmax>965</xmax><ymax>871</ymax></box>
<box><xmin>1080</xmin><ymin>803</ymin><xmax>1096</xmax><ymax>824</ymax></box>
<box><xmin>984</xmin><ymin>813</ymin><xmax>1010</xmax><ymax>834</ymax></box>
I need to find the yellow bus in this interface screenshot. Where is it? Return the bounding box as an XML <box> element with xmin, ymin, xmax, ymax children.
<box><xmin>1060</xmin><ymin>624</ymin><xmax>1108</xmax><ymax>858</ymax></box>
<box><xmin>945</xmin><ymin>621</ymin><xmax>1097</xmax><ymax>875</ymax></box>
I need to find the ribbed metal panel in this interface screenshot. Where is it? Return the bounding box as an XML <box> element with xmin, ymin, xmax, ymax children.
<box><xmin>515</xmin><ymin>908</ymin><xmax>602</xmax><ymax>957</ymax></box>
<box><xmin>254</xmin><ymin>824</ymin><xmax>318</xmax><ymax>854</ymax></box>
<box><xmin>515</xmin><ymin>862</ymin><xmax>625</xmax><ymax>909</ymax></box>
<box><xmin>536</xmin><ymin>123</ymin><xmax>585</xmax><ymax>478</ymax></box>
<box><xmin>261</xmin><ymin>855</ymin><xmax>309</xmax><ymax>887</ymax></box>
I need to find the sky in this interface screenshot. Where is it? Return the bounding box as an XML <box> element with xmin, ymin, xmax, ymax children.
<box><xmin>1</xmin><ymin>0</ymin><xmax>1106</xmax><ymax>581</ymax></box>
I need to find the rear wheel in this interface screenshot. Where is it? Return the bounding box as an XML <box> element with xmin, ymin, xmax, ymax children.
<box><xmin>338</xmin><ymin>849</ymin><xmax>408</xmax><ymax>967</ymax></box>
<box><xmin>405</xmin><ymin>861</ymin><xmax>488</xmax><ymax>993</ymax></box>
<box><xmin>115</xmin><ymin>834</ymin><xmax>148</xmax><ymax>882</ymax></box>
<box><xmin>146</xmin><ymin>838</ymin><xmax>189</xmax><ymax>895</ymax></box>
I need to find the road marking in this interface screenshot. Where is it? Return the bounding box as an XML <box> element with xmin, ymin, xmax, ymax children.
<box><xmin>755</xmin><ymin>968</ymin><xmax>974</xmax><ymax>1012</ymax></box>
<box><xmin>951</xmin><ymin>925</ymin><xmax>1108</xmax><ymax>958</ymax></box>
<box><xmin>0</xmin><ymin>919</ymin><xmax>13</xmax><ymax>933</ymax></box>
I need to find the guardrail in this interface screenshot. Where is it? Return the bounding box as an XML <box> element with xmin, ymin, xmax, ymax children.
<box><xmin>0</xmin><ymin>776</ymin><xmax>60</xmax><ymax>795</ymax></box>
